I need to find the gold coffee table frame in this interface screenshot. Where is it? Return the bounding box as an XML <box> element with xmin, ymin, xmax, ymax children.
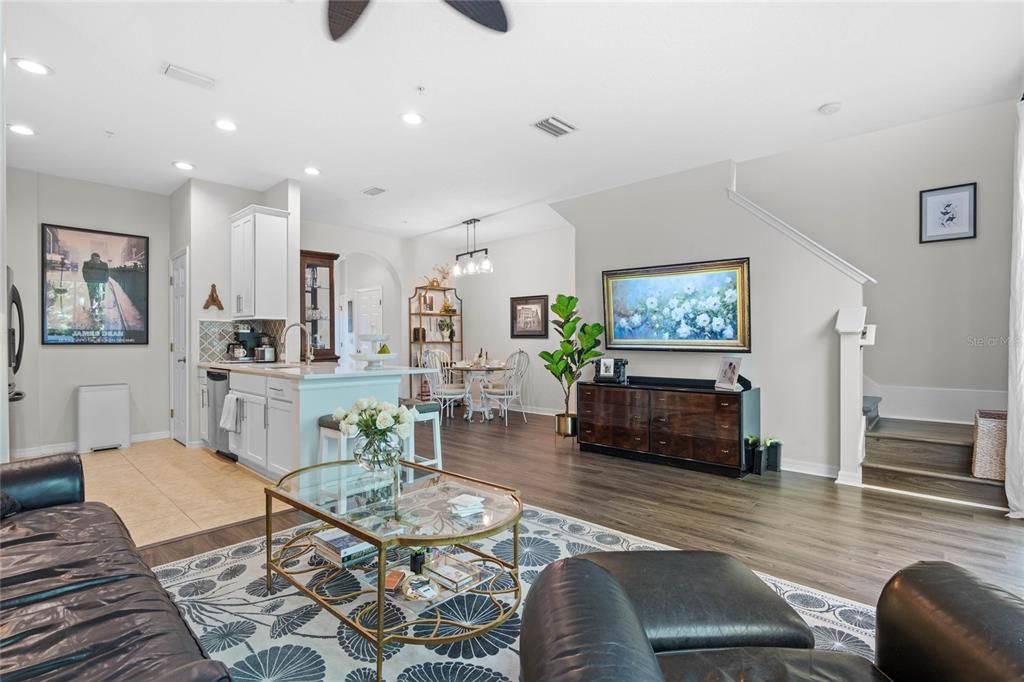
<box><xmin>265</xmin><ymin>460</ymin><xmax>522</xmax><ymax>681</ymax></box>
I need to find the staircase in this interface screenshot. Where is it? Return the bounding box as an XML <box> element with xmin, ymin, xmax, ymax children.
<box><xmin>862</xmin><ymin>417</ymin><xmax>1008</xmax><ymax>509</ymax></box>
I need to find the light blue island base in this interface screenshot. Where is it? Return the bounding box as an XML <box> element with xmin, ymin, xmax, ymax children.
<box><xmin>201</xmin><ymin>362</ymin><xmax>436</xmax><ymax>481</ymax></box>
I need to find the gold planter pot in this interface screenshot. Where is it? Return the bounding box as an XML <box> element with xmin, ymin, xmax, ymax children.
<box><xmin>555</xmin><ymin>413</ymin><xmax>578</xmax><ymax>438</ymax></box>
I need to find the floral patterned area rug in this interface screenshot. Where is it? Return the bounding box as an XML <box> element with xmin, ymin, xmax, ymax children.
<box><xmin>155</xmin><ymin>506</ymin><xmax>877</xmax><ymax>682</ymax></box>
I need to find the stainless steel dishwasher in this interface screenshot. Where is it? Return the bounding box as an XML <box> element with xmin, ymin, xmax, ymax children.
<box><xmin>206</xmin><ymin>369</ymin><xmax>236</xmax><ymax>460</ymax></box>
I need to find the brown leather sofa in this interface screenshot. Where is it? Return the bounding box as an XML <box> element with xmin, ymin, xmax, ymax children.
<box><xmin>521</xmin><ymin>551</ymin><xmax>1024</xmax><ymax>681</ymax></box>
<box><xmin>0</xmin><ymin>454</ymin><xmax>230</xmax><ymax>682</ymax></box>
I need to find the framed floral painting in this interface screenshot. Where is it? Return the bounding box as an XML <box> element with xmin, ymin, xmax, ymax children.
<box><xmin>602</xmin><ymin>258</ymin><xmax>750</xmax><ymax>352</ymax></box>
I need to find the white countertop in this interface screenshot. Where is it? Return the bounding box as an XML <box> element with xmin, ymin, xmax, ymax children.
<box><xmin>199</xmin><ymin>361</ymin><xmax>437</xmax><ymax>381</ymax></box>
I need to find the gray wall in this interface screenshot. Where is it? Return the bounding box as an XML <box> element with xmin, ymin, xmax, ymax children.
<box><xmin>8</xmin><ymin>168</ymin><xmax>170</xmax><ymax>453</ymax></box>
<box><xmin>739</xmin><ymin>101</ymin><xmax>1015</xmax><ymax>393</ymax></box>
<box><xmin>409</xmin><ymin>225</ymin><xmax>577</xmax><ymax>413</ymax></box>
<box><xmin>555</xmin><ymin>161</ymin><xmax>863</xmax><ymax>476</ymax></box>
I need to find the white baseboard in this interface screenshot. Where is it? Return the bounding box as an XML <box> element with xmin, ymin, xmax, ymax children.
<box><xmin>781</xmin><ymin>457</ymin><xmax>838</xmax><ymax>479</ymax></box>
<box><xmin>835</xmin><ymin>470</ymin><xmax>863</xmax><ymax>487</ymax></box>
<box><xmin>12</xmin><ymin>441</ymin><xmax>78</xmax><ymax>459</ymax></box>
<box><xmin>864</xmin><ymin>375</ymin><xmax>1006</xmax><ymax>424</ymax></box>
<box><xmin>13</xmin><ymin>430</ymin><xmax>172</xmax><ymax>459</ymax></box>
<box><xmin>520</xmin><ymin>405</ymin><xmax>562</xmax><ymax>417</ymax></box>
<box><xmin>132</xmin><ymin>430</ymin><xmax>171</xmax><ymax>443</ymax></box>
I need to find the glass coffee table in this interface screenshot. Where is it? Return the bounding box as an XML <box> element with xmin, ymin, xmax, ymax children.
<box><xmin>265</xmin><ymin>460</ymin><xmax>522</xmax><ymax>681</ymax></box>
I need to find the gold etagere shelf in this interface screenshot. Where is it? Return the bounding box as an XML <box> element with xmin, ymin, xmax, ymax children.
<box><xmin>408</xmin><ymin>285</ymin><xmax>463</xmax><ymax>397</ymax></box>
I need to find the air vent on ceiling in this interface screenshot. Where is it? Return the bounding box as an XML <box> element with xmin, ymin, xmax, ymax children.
<box><xmin>160</xmin><ymin>63</ymin><xmax>216</xmax><ymax>89</ymax></box>
<box><xmin>533</xmin><ymin>116</ymin><xmax>576</xmax><ymax>138</ymax></box>
<box><xmin>362</xmin><ymin>186</ymin><xmax>387</xmax><ymax>196</ymax></box>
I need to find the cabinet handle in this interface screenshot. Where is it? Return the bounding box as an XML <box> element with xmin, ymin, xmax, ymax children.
<box><xmin>720</xmin><ymin>402</ymin><xmax>730</xmax><ymax>407</ymax></box>
<box><xmin>658</xmin><ymin>440</ymin><xmax>667</xmax><ymax>445</ymax></box>
<box><xmin>264</xmin><ymin>404</ymin><xmax>268</xmax><ymax>429</ymax></box>
<box><xmin>721</xmin><ymin>424</ymin><xmax>729</xmax><ymax>429</ymax></box>
<box><xmin>633</xmin><ymin>436</ymin><xmax>641</xmax><ymax>442</ymax></box>
<box><xmin>721</xmin><ymin>449</ymin><xmax>730</xmax><ymax>454</ymax></box>
<box><xmin>656</xmin><ymin>417</ymin><xmax>666</xmax><ymax>423</ymax></box>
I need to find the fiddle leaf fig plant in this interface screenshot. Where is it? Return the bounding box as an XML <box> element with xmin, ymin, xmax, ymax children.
<box><xmin>538</xmin><ymin>294</ymin><xmax>605</xmax><ymax>417</ymax></box>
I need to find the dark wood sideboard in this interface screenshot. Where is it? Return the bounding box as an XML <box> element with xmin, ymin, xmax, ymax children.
<box><xmin>577</xmin><ymin>377</ymin><xmax>761</xmax><ymax>478</ymax></box>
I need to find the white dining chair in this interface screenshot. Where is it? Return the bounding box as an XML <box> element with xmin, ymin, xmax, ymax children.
<box><xmin>423</xmin><ymin>350</ymin><xmax>468</xmax><ymax>420</ymax></box>
<box><xmin>482</xmin><ymin>349</ymin><xmax>529</xmax><ymax>426</ymax></box>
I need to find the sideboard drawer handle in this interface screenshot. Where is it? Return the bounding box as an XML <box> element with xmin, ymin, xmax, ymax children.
<box><xmin>720</xmin><ymin>401</ymin><xmax>731</xmax><ymax>407</ymax></box>
<box><xmin>721</xmin><ymin>449</ymin><xmax>729</xmax><ymax>454</ymax></box>
<box><xmin>634</xmin><ymin>436</ymin><xmax>641</xmax><ymax>442</ymax></box>
<box><xmin>658</xmin><ymin>440</ymin><xmax>667</xmax><ymax>445</ymax></box>
<box><xmin>721</xmin><ymin>424</ymin><xmax>729</xmax><ymax>429</ymax></box>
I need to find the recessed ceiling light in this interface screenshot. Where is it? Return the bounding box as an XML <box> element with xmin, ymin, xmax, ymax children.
<box><xmin>12</xmin><ymin>58</ymin><xmax>52</xmax><ymax>76</ymax></box>
<box><xmin>173</xmin><ymin>160</ymin><xmax>195</xmax><ymax>171</ymax></box>
<box><xmin>402</xmin><ymin>112</ymin><xmax>424</xmax><ymax>125</ymax></box>
<box><xmin>304</xmin><ymin>167</ymin><xmax>321</xmax><ymax>176</ymax></box>
<box><xmin>818</xmin><ymin>102</ymin><xmax>842</xmax><ymax>115</ymax></box>
<box><xmin>215</xmin><ymin>119</ymin><xmax>237</xmax><ymax>132</ymax></box>
<box><xmin>7</xmin><ymin>124</ymin><xmax>36</xmax><ymax>136</ymax></box>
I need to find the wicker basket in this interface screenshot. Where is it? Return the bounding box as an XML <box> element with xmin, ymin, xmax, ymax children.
<box><xmin>972</xmin><ymin>409</ymin><xmax>1006</xmax><ymax>481</ymax></box>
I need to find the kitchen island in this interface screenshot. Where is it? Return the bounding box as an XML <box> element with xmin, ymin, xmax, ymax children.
<box><xmin>199</xmin><ymin>361</ymin><xmax>436</xmax><ymax>479</ymax></box>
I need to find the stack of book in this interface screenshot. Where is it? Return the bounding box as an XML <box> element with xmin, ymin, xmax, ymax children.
<box><xmin>449</xmin><ymin>494</ymin><xmax>485</xmax><ymax>518</ymax></box>
<box><xmin>313</xmin><ymin>528</ymin><xmax>375</xmax><ymax>567</ymax></box>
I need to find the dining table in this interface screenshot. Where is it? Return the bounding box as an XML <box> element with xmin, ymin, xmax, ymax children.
<box><xmin>449</xmin><ymin>361</ymin><xmax>508</xmax><ymax>423</ymax></box>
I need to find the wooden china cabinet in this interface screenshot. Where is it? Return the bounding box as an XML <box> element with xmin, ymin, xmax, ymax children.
<box><xmin>300</xmin><ymin>250</ymin><xmax>339</xmax><ymax>362</ymax></box>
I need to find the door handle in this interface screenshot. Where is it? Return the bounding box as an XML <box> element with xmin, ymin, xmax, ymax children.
<box><xmin>177</xmin><ymin>357</ymin><xmax>186</xmax><ymax>364</ymax></box>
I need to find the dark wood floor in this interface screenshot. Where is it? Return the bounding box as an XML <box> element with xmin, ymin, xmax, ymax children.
<box><xmin>140</xmin><ymin>413</ymin><xmax>1024</xmax><ymax>605</ymax></box>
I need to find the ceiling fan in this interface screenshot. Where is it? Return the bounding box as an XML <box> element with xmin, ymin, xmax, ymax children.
<box><xmin>327</xmin><ymin>0</ymin><xmax>509</xmax><ymax>41</ymax></box>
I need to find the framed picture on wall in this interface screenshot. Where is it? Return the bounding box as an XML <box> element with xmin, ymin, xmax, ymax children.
<box><xmin>41</xmin><ymin>223</ymin><xmax>150</xmax><ymax>345</ymax></box>
<box><xmin>602</xmin><ymin>257</ymin><xmax>751</xmax><ymax>352</ymax></box>
<box><xmin>919</xmin><ymin>183</ymin><xmax>977</xmax><ymax>244</ymax></box>
<box><xmin>510</xmin><ymin>295</ymin><xmax>549</xmax><ymax>338</ymax></box>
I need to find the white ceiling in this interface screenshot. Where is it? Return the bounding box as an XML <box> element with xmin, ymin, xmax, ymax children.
<box><xmin>6</xmin><ymin>1</ymin><xmax>1023</xmax><ymax>240</ymax></box>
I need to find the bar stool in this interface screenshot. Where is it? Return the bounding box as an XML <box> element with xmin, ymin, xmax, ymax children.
<box><xmin>318</xmin><ymin>415</ymin><xmax>348</xmax><ymax>462</ymax></box>
<box><xmin>399</xmin><ymin>398</ymin><xmax>443</xmax><ymax>470</ymax></box>
<box><xmin>318</xmin><ymin>403</ymin><xmax>442</xmax><ymax>470</ymax></box>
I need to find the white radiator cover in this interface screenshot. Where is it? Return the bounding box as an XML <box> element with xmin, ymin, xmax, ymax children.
<box><xmin>77</xmin><ymin>384</ymin><xmax>131</xmax><ymax>453</ymax></box>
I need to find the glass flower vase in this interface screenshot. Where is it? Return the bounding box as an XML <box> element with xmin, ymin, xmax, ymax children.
<box><xmin>352</xmin><ymin>433</ymin><xmax>403</xmax><ymax>517</ymax></box>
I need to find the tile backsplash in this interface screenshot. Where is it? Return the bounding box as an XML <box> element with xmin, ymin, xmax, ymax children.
<box><xmin>198</xmin><ymin>319</ymin><xmax>286</xmax><ymax>362</ymax></box>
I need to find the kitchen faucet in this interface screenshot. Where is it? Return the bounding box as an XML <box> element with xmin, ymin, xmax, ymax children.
<box><xmin>280</xmin><ymin>322</ymin><xmax>313</xmax><ymax>366</ymax></box>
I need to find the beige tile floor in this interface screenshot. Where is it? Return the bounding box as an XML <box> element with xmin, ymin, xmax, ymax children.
<box><xmin>82</xmin><ymin>439</ymin><xmax>289</xmax><ymax>546</ymax></box>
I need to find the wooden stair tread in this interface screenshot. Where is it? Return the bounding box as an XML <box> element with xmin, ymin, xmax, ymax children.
<box><xmin>867</xmin><ymin>417</ymin><xmax>974</xmax><ymax>446</ymax></box>
<box><xmin>862</xmin><ymin>460</ymin><xmax>1003</xmax><ymax>487</ymax></box>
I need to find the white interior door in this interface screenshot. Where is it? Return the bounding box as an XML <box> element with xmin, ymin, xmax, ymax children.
<box><xmin>354</xmin><ymin>286</ymin><xmax>383</xmax><ymax>351</ymax></box>
<box><xmin>170</xmin><ymin>251</ymin><xmax>189</xmax><ymax>444</ymax></box>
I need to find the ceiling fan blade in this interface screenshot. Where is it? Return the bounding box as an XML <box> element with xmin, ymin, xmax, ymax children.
<box><xmin>443</xmin><ymin>0</ymin><xmax>509</xmax><ymax>33</ymax></box>
<box><xmin>327</xmin><ymin>0</ymin><xmax>371</xmax><ymax>41</ymax></box>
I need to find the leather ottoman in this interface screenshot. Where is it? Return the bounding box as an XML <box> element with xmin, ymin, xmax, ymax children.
<box><xmin>578</xmin><ymin>551</ymin><xmax>814</xmax><ymax>652</ymax></box>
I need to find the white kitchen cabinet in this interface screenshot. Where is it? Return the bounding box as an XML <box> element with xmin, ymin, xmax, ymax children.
<box><xmin>230</xmin><ymin>215</ymin><xmax>255</xmax><ymax>317</ymax></box>
<box><xmin>230</xmin><ymin>205</ymin><xmax>289</xmax><ymax>320</ymax></box>
<box><xmin>230</xmin><ymin>392</ymin><xmax>267</xmax><ymax>470</ymax></box>
<box><xmin>267</xmin><ymin>397</ymin><xmax>296</xmax><ymax>478</ymax></box>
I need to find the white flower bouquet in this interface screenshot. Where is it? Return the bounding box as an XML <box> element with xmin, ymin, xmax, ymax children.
<box><xmin>333</xmin><ymin>398</ymin><xmax>419</xmax><ymax>470</ymax></box>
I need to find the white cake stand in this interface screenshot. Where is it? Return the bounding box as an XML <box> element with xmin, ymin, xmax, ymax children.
<box><xmin>350</xmin><ymin>352</ymin><xmax>398</xmax><ymax>370</ymax></box>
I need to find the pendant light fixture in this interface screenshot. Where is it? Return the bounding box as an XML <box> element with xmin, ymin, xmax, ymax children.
<box><xmin>453</xmin><ymin>218</ymin><xmax>493</xmax><ymax>277</ymax></box>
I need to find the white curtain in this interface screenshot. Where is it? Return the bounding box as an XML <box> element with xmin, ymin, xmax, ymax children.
<box><xmin>1008</xmin><ymin>98</ymin><xmax>1024</xmax><ymax>518</ymax></box>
